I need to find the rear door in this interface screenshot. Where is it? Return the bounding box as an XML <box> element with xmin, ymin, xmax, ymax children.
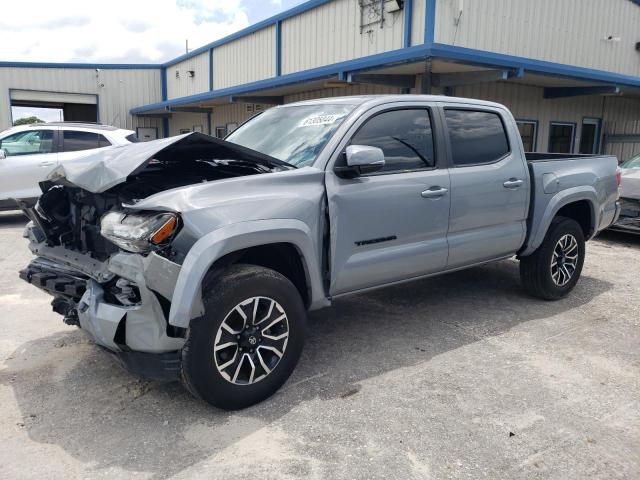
<box><xmin>0</xmin><ymin>128</ymin><xmax>58</xmax><ymax>200</ymax></box>
<box><xmin>442</xmin><ymin>105</ymin><xmax>529</xmax><ymax>267</ymax></box>
<box><xmin>326</xmin><ymin>103</ymin><xmax>451</xmax><ymax>295</ymax></box>
<box><xmin>57</xmin><ymin>129</ymin><xmax>113</xmax><ymax>163</ymax></box>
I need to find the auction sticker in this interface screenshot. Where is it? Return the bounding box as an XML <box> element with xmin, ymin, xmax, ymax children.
<box><xmin>299</xmin><ymin>114</ymin><xmax>342</xmax><ymax>127</ymax></box>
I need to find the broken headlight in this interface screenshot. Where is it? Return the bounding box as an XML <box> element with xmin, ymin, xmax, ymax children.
<box><xmin>100</xmin><ymin>211</ymin><xmax>179</xmax><ymax>253</ymax></box>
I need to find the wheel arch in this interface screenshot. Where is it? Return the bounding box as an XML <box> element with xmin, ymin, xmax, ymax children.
<box><xmin>167</xmin><ymin>219</ymin><xmax>328</xmax><ymax>328</ymax></box>
<box><xmin>522</xmin><ymin>187</ymin><xmax>598</xmax><ymax>257</ymax></box>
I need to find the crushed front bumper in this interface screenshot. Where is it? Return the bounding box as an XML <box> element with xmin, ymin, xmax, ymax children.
<box><xmin>20</xmin><ymin>241</ymin><xmax>186</xmax><ymax>381</ymax></box>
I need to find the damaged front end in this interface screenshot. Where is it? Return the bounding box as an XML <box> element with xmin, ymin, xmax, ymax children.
<box><xmin>18</xmin><ymin>132</ymin><xmax>290</xmax><ymax>380</ymax></box>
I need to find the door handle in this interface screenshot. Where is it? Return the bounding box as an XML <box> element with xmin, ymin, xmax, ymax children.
<box><xmin>421</xmin><ymin>187</ymin><xmax>448</xmax><ymax>198</ymax></box>
<box><xmin>503</xmin><ymin>178</ymin><xmax>524</xmax><ymax>189</ymax></box>
<box><xmin>39</xmin><ymin>161</ymin><xmax>55</xmax><ymax>167</ymax></box>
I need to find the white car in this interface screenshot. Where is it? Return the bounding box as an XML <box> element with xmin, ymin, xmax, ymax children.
<box><xmin>0</xmin><ymin>122</ymin><xmax>137</xmax><ymax>210</ymax></box>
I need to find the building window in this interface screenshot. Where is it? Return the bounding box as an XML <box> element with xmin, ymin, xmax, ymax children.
<box><xmin>516</xmin><ymin>120</ymin><xmax>537</xmax><ymax>152</ymax></box>
<box><xmin>444</xmin><ymin>109</ymin><xmax>510</xmax><ymax>166</ymax></box>
<box><xmin>579</xmin><ymin>118</ymin><xmax>601</xmax><ymax>154</ymax></box>
<box><xmin>549</xmin><ymin>122</ymin><xmax>575</xmax><ymax>153</ymax></box>
<box><xmin>215</xmin><ymin>126</ymin><xmax>227</xmax><ymax>138</ymax></box>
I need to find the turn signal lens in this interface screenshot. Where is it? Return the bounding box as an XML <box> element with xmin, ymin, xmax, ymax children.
<box><xmin>150</xmin><ymin>216</ymin><xmax>178</xmax><ymax>245</ymax></box>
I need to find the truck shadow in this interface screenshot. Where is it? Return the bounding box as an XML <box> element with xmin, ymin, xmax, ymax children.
<box><xmin>1</xmin><ymin>259</ymin><xmax>613</xmax><ymax>479</ymax></box>
<box><xmin>596</xmin><ymin>229</ymin><xmax>640</xmax><ymax>248</ymax></box>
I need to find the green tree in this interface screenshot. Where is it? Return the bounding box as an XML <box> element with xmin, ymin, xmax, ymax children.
<box><xmin>13</xmin><ymin>116</ymin><xmax>44</xmax><ymax>126</ymax></box>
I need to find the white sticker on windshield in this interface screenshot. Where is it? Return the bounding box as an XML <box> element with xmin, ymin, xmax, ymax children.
<box><xmin>299</xmin><ymin>114</ymin><xmax>342</xmax><ymax>127</ymax></box>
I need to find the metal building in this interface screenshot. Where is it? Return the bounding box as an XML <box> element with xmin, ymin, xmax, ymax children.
<box><xmin>1</xmin><ymin>0</ymin><xmax>640</xmax><ymax>158</ymax></box>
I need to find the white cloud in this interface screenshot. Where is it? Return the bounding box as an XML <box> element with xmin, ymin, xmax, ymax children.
<box><xmin>0</xmin><ymin>0</ymin><xmax>251</xmax><ymax>63</ymax></box>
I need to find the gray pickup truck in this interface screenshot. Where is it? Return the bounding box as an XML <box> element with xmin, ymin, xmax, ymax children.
<box><xmin>19</xmin><ymin>95</ymin><xmax>621</xmax><ymax>409</ymax></box>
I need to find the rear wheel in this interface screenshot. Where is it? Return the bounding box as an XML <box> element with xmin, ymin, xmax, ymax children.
<box><xmin>520</xmin><ymin>216</ymin><xmax>585</xmax><ymax>300</ymax></box>
<box><xmin>181</xmin><ymin>264</ymin><xmax>307</xmax><ymax>409</ymax></box>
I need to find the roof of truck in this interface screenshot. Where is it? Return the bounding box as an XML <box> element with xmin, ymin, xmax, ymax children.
<box><xmin>284</xmin><ymin>94</ymin><xmax>507</xmax><ymax>110</ymax></box>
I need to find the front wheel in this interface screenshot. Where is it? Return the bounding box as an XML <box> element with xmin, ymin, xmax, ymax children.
<box><xmin>181</xmin><ymin>264</ymin><xmax>307</xmax><ymax>409</ymax></box>
<box><xmin>520</xmin><ymin>216</ymin><xmax>586</xmax><ymax>300</ymax></box>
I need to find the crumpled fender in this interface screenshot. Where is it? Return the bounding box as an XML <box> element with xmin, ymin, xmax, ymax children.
<box><xmin>167</xmin><ymin>219</ymin><xmax>328</xmax><ymax>328</ymax></box>
<box><xmin>521</xmin><ymin>186</ymin><xmax>598</xmax><ymax>256</ymax></box>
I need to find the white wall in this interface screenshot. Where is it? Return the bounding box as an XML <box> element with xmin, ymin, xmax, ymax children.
<box><xmin>213</xmin><ymin>26</ymin><xmax>276</xmax><ymax>90</ymax></box>
<box><xmin>0</xmin><ymin>67</ymin><xmax>162</xmax><ymax>132</ymax></box>
<box><xmin>166</xmin><ymin>51</ymin><xmax>210</xmax><ymax>100</ymax></box>
<box><xmin>435</xmin><ymin>0</ymin><xmax>640</xmax><ymax>77</ymax></box>
<box><xmin>281</xmin><ymin>0</ymin><xmax>406</xmax><ymax>74</ymax></box>
<box><xmin>168</xmin><ymin>112</ymin><xmax>209</xmax><ymax>137</ymax></box>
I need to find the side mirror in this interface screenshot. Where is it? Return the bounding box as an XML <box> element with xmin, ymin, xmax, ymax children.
<box><xmin>335</xmin><ymin>145</ymin><xmax>385</xmax><ymax>178</ymax></box>
<box><xmin>0</xmin><ymin>148</ymin><xmax>6</xmax><ymax>160</ymax></box>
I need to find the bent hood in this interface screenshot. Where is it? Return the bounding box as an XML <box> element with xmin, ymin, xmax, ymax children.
<box><xmin>47</xmin><ymin>132</ymin><xmax>290</xmax><ymax>193</ymax></box>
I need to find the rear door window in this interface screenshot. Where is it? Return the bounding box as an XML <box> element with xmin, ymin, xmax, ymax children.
<box><xmin>63</xmin><ymin>130</ymin><xmax>111</xmax><ymax>152</ymax></box>
<box><xmin>445</xmin><ymin>109</ymin><xmax>510</xmax><ymax>166</ymax></box>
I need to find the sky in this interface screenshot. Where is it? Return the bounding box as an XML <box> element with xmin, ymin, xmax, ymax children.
<box><xmin>0</xmin><ymin>0</ymin><xmax>306</xmax><ymax>64</ymax></box>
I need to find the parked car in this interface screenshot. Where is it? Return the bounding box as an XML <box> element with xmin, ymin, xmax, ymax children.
<box><xmin>0</xmin><ymin>122</ymin><xmax>137</xmax><ymax>210</ymax></box>
<box><xmin>19</xmin><ymin>95</ymin><xmax>621</xmax><ymax>409</ymax></box>
<box><xmin>611</xmin><ymin>153</ymin><xmax>640</xmax><ymax>233</ymax></box>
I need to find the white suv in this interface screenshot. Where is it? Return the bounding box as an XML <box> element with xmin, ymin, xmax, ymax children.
<box><xmin>0</xmin><ymin>122</ymin><xmax>137</xmax><ymax>210</ymax></box>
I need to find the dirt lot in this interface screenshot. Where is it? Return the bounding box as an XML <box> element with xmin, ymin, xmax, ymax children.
<box><xmin>0</xmin><ymin>210</ymin><xmax>638</xmax><ymax>480</ymax></box>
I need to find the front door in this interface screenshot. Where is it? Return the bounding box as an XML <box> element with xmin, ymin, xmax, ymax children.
<box><xmin>442</xmin><ymin>106</ymin><xmax>529</xmax><ymax>268</ymax></box>
<box><xmin>0</xmin><ymin>128</ymin><xmax>58</xmax><ymax>201</ymax></box>
<box><xmin>326</xmin><ymin>106</ymin><xmax>450</xmax><ymax>295</ymax></box>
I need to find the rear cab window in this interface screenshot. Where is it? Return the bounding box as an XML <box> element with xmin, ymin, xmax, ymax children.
<box><xmin>444</xmin><ymin>109</ymin><xmax>510</xmax><ymax>166</ymax></box>
<box><xmin>62</xmin><ymin>130</ymin><xmax>112</xmax><ymax>152</ymax></box>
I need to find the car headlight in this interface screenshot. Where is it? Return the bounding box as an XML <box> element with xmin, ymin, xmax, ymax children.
<box><xmin>100</xmin><ymin>211</ymin><xmax>179</xmax><ymax>253</ymax></box>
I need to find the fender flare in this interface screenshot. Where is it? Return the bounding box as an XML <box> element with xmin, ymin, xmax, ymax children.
<box><xmin>167</xmin><ymin>219</ymin><xmax>327</xmax><ymax>328</ymax></box>
<box><xmin>521</xmin><ymin>186</ymin><xmax>598</xmax><ymax>256</ymax></box>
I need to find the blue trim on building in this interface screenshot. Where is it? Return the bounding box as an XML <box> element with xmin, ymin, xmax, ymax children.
<box><xmin>403</xmin><ymin>0</ymin><xmax>413</xmax><ymax>48</ymax></box>
<box><xmin>425</xmin><ymin>0</ymin><xmax>436</xmax><ymax>45</ymax></box>
<box><xmin>275</xmin><ymin>21</ymin><xmax>283</xmax><ymax>76</ymax></box>
<box><xmin>208</xmin><ymin>49</ymin><xmax>214</xmax><ymax>90</ymax></box>
<box><xmin>163</xmin><ymin>0</ymin><xmax>334</xmax><ymax>67</ymax></box>
<box><xmin>160</xmin><ymin>66</ymin><xmax>169</xmax><ymax>138</ymax></box>
<box><xmin>0</xmin><ymin>61</ymin><xmax>160</xmax><ymax>69</ymax></box>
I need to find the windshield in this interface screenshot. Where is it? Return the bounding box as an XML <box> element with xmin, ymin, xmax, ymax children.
<box><xmin>621</xmin><ymin>154</ymin><xmax>640</xmax><ymax>169</ymax></box>
<box><xmin>225</xmin><ymin>104</ymin><xmax>355</xmax><ymax>167</ymax></box>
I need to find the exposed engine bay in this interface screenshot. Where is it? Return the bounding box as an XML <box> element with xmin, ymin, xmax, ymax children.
<box><xmin>24</xmin><ymin>157</ymin><xmax>275</xmax><ymax>261</ymax></box>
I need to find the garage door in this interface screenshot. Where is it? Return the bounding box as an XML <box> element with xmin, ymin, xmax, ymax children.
<box><xmin>10</xmin><ymin>90</ymin><xmax>98</xmax><ymax>123</ymax></box>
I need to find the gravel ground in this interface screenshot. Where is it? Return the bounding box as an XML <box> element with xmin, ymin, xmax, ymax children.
<box><xmin>0</xmin><ymin>210</ymin><xmax>638</xmax><ymax>480</ymax></box>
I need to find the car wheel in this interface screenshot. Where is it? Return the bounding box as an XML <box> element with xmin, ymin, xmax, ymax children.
<box><xmin>520</xmin><ymin>216</ymin><xmax>586</xmax><ymax>300</ymax></box>
<box><xmin>181</xmin><ymin>264</ymin><xmax>307</xmax><ymax>409</ymax></box>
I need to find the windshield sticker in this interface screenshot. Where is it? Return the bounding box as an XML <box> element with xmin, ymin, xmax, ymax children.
<box><xmin>299</xmin><ymin>114</ymin><xmax>342</xmax><ymax>127</ymax></box>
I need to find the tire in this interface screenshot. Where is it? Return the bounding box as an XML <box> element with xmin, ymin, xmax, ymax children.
<box><xmin>181</xmin><ymin>264</ymin><xmax>307</xmax><ymax>409</ymax></box>
<box><xmin>520</xmin><ymin>216</ymin><xmax>586</xmax><ymax>300</ymax></box>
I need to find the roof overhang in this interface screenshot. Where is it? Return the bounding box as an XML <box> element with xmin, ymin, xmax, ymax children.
<box><xmin>131</xmin><ymin>43</ymin><xmax>640</xmax><ymax>115</ymax></box>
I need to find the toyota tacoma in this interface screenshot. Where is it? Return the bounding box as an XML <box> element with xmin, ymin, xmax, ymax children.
<box><xmin>18</xmin><ymin>95</ymin><xmax>621</xmax><ymax>409</ymax></box>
